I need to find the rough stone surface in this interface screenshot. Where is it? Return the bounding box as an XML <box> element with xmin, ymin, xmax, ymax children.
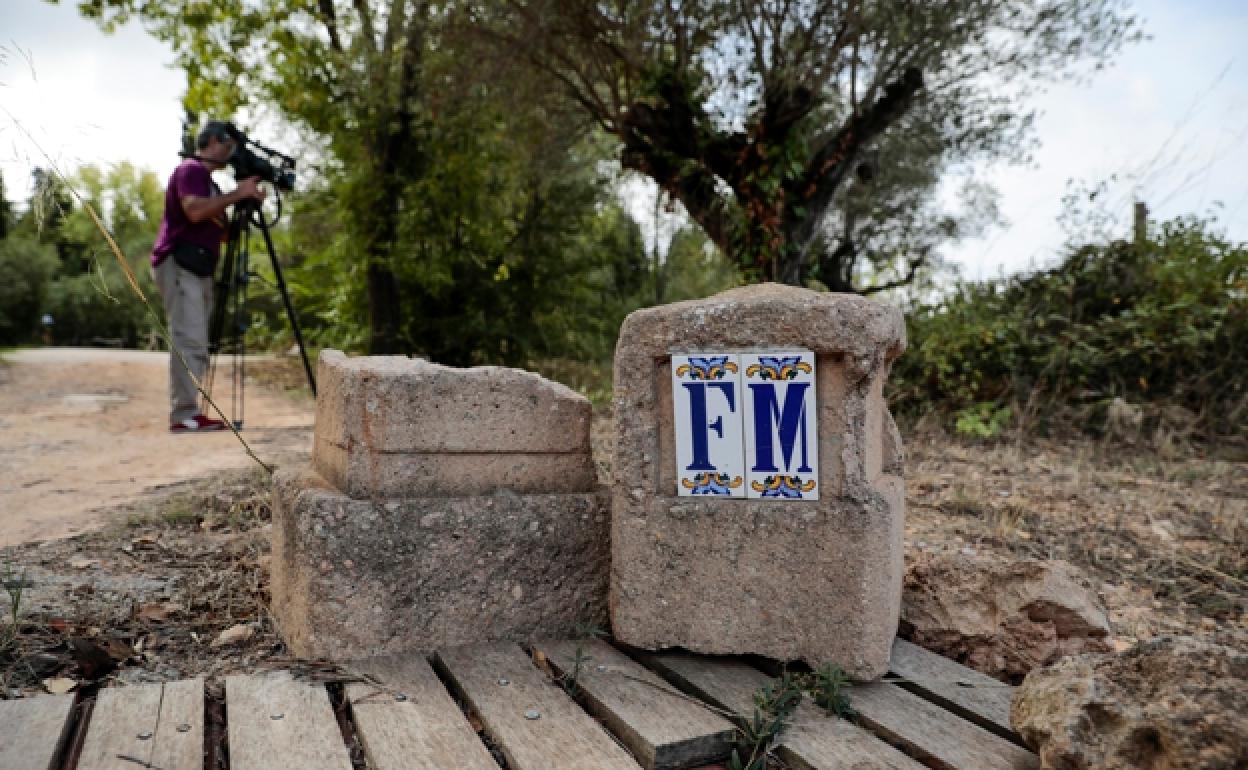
<box><xmin>611</xmin><ymin>283</ymin><xmax>907</xmax><ymax>678</ymax></box>
<box><xmin>902</xmin><ymin>553</ymin><xmax>1113</xmax><ymax>682</ymax></box>
<box><xmin>1011</xmin><ymin>635</ymin><xmax>1248</xmax><ymax>769</ymax></box>
<box><xmin>270</xmin><ymin>468</ymin><xmax>610</xmax><ymax>659</ymax></box>
<box><xmin>313</xmin><ymin>350</ymin><xmax>595</xmax><ymax>498</ymax></box>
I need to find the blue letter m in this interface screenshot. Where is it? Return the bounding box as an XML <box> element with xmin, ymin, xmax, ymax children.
<box><xmin>749</xmin><ymin>382</ymin><xmax>812</xmax><ymax>473</ymax></box>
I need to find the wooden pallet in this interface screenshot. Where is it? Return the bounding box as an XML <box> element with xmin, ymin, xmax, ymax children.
<box><xmin>0</xmin><ymin>638</ymin><xmax>1037</xmax><ymax>770</ymax></box>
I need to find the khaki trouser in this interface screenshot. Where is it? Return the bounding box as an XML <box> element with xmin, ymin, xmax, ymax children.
<box><xmin>154</xmin><ymin>257</ymin><xmax>213</xmax><ymax>423</ymax></box>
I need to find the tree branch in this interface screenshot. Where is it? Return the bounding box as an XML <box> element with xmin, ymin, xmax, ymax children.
<box><xmin>382</xmin><ymin>0</ymin><xmax>406</xmax><ymax>57</ymax></box>
<box><xmin>316</xmin><ymin>0</ymin><xmax>344</xmax><ymax>53</ymax></box>
<box><xmin>352</xmin><ymin>0</ymin><xmax>378</xmax><ymax>54</ymax></box>
<box><xmin>860</xmin><ymin>253</ymin><xmax>927</xmax><ymax>295</ymax></box>
<box><xmin>794</xmin><ymin>66</ymin><xmax>923</xmax><ymax>229</ymax></box>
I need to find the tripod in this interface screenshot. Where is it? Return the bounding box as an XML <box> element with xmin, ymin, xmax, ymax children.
<box><xmin>206</xmin><ymin>198</ymin><xmax>316</xmax><ymax>429</ymax></box>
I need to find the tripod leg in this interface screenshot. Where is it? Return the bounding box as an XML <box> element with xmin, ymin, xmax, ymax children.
<box><xmin>255</xmin><ymin>217</ymin><xmax>317</xmax><ymax>396</ymax></box>
<box><xmin>206</xmin><ymin>206</ymin><xmax>251</xmax><ymax>426</ymax></box>
<box><xmin>209</xmin><ymin>209</ymin><xmax>246</xmax><ymax>356</ymax></box>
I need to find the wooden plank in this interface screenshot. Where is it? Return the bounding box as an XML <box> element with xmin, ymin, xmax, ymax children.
<box><xmin>852</xmin><ymin>682</ymin><xmax>1038</xmax><ymax>770</ymax></box>
<box><xmin>77</xmin><ymin>683</ymin><xmax>164</xmax><ymax>770</ymax></box>
<box><xmin>77</xmin><ymin>680</ymin><xmax>203</xmax><ymax>770</ymax></box>
<box><xmin>149</xmin><ymin>679</ymin><xmax>205</xmax><ymax>770</ymax></box>
<box><xmin>345</xmin><ymin>655</ymin><xmax>497</xmax><ymax>770</ymax></box>
<box><xmin>225</xmin><ymin>671</ymin><xmax>353</xmax><ymax>770</ymax></box>
<box><xmin>435</xmin><ymin>642</ymin><xmax>641</xmax><ymax>770</ymax></box>
<box><xmin>645</xmin><ymin>652</ymin><xmax>924</xmax><ymax>770</ymax></box>
<box><xmin>889</xmin><ymin>639</ymin><xmax>1015</xmax><ymax>736</ymax></box>
<box><xmin>0</xmin><ymin>693</ymin><xmax>76</xmax><ymax>770</ymax></box>
<box><xmin>536</xmin><ymin>639</ymin><xmax>735</xmax><ymax>770</ymax></box>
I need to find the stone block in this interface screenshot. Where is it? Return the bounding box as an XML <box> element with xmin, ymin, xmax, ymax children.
<box><xmin>312</xmin><ymin>350</ymin><xmax>595</xmax><ymax>498</ymax></box>
<box><xmin>611</xmin><ymin>283</ymin><xmax>907</xmax><ymax>678</ymax></box>
<box><xmin>270</xmin><ymin>468</ymin><xmax>610</xmax><ymax>660</ymax></box>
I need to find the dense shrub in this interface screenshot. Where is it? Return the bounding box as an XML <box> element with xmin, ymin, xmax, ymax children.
<box><xmin>891</xmin><ymin>217</ymin><xmax>1247</xmax><ymax>439</ymax></box>
<box><xmin>0</xmin><ymin>235</ymin><xmax>59</xmax><ymax>345</ymax></box>
<box><xmin>43</xmin><ymin>262</ymin><xmax>161</xmax><ymax>348</ymax></box>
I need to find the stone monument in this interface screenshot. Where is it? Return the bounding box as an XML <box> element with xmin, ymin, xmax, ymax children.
<box><xmin>270</xmin><ymin>351</ymin><xmax>609</xmax><ymax>659</ymax></box>
<box><xmin>611</xmin><ymin>284</ymin><xmax>907</xmax><ymax>678</ymax></box>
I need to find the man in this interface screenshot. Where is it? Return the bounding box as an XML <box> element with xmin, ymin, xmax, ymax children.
<box><xmin>151</xmin><ymin>121</ymin><xmax>265</xmax><ymax>432</ymax></box>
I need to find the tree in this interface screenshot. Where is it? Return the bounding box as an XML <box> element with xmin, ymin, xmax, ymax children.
<box><xmin>487</xmin><ymin>0</ymin><xmax>1139</xmax><ymax>289</ymax></box>
<box><xmin>71</xmin><ymin>0</ymin><xmax>627</xmax><ymax>360</ymax></box>
<box><xmin>69</xmin><ymin>0</ymin><xmax>449</xmax><ymax>352</ymax></box>
<box><xmin>0</xmin><ymin>235</ymin><xmax>58</xmax><ymax>345</ymax></box>
<box><xmin>0</xmin><ymin>169</ymin><xmax>12</xmax><ymax>240</ymax></box>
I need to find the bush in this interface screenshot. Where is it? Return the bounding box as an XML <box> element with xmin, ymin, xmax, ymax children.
<box><xmin>892</xmin><ymin>216</ymin><xmax>1247</xmax><ymax>440</ymax></box>
<box><xmin>0</xmin><ymin>235</ymin><xmax>58</xmax><ymax>345</ymax></box>
<box><xmin>43</xmin><ymin>256</ymin><xmax>162</xmax><ymax>348</ymax></box>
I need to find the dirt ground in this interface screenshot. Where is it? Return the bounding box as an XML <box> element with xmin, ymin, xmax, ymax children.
<box><xmin>0</xmin><ymin>350</ymin><xmax>1244</xmax><ymax>699</ymax></box>
<box><xmin>0</xmin><ymin>348</ymin><xmax>314</xmax><ymax>547</ymax></box>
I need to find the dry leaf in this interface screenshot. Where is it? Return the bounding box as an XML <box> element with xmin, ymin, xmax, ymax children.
<box><xmin>136</xmin><ymin>602</ymin><xmax>183</xmax><ymax>623</ymax></box>
<box><xmin>211</xmin><ymin>624</ymin><xmax>255</xmax><ymax>648</ymax></box>
<box><xmin>43</xmin><ymin>677</ymin><xmax>77</xmax><ymax>695</ymax></box>
<box><xmin>70</xmin><ymin>558</ymin><xmax>97</xmax><ymax>570</ymax></box>
<box><xmin>68</xmin><ymin>637</ymin><xmax>118</xmax><ymax>679</ymax></box>
<box><xmin>105</xmin><ymin>638</ymin><xmax>135</xmax><ymax>662</ymax></box>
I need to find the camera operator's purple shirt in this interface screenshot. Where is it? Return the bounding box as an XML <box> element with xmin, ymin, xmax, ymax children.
<box><xmin>151</xmin><ymin>159</ymin><xmax>225</xmax><ymax>267</ymax></box>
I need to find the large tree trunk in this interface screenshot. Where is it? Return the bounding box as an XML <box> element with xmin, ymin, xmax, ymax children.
<box><xmin>362</xmin><ymin>3</ymin><xmax>428</xmax><ymax>354</ymax></box>
<box><xmin>366</xmin><ymin>256</ymin><xmax>403</xmax><ymax>353</ymax></box>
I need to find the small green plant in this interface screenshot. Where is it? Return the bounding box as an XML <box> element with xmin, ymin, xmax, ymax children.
<box><xmin>564</xmin><ymin>645</ymin><xmax>591</xmax><ymax>698</ymax></box>
<box><xmin>559</xmin><ymin>624</ymin><xmax>608</xmax><ymax>698</ymax></box>
<box><xmin>726</xmin><ymin>664</ymin><xmax>855</xmax><ymax>769</ymax></box>
<box><xmin>808</xmin><ymin>663</ymin><xmax>853</xmax><ymax>718</ymax></box>
<box><xmin>161</xmin><ymin>504</ymin><xmax>200</xmax><ymax>528</ymax></box>
<box><xmin>0</xmin><ymin>561</ymin><xmax>27</xmax><ymax>661</ymax></box>
<box><xmin>954</xmin><ymin>402</ymin><xmax>1013</xmax><ymax>439</ymax></box>
<box><xmin>728</xmin><ymin>672</ymin><xmax>804</xmax><ymax>770</ymax></box>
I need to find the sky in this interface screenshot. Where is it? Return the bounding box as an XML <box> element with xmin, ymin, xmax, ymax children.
<box><xmin>2</xmin><ymin>0</ymin><xmax>1246</xmax><ymax>281</ymax></box>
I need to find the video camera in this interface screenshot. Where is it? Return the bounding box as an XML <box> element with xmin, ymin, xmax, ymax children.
<box><xmin>218</xmin><ymin>123</ymin><xmax>297</xmax><ymax>192</ymax></box>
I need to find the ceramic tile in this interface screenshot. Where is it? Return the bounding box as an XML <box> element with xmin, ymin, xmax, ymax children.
<box><xmin>671</xmin><ymin>354</ymin><xmax>746</xmax><ymax>497</ymax></box>
<box><xmin>741</xmin><ymin>351</ymin><xmax>819</xmax><ymax>500</ymax></box>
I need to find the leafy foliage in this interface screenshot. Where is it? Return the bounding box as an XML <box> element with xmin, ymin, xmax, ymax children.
<box><xmin>808</xmin><ymin>662</ymin><xmax>854</xmax><ymax>718</ymax></box>
<box><xmin>0</xmin><ymin>234</ymin><xmax>59</xmax><ymax>345</ymax></box>
<box><xmin>70</xmin><ymin>0</ymin><xmax>704</xmax><ymax>361</ymax></box>
<box><xmin>892</xmin><ymin>216</ymin><xmax>1248</xmax><ymax>439</ymax></box>
<box><xmin>0</xmin><ymin>164</ymin><xmax>163</xmax><ymax>347</ymax></box>
<box><xmin>727</xmin><ymin>664</ymin><xmax>854</xmax><ymax>770</ymax></box>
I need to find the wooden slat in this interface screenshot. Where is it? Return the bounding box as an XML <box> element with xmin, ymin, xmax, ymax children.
<box><xmin>536</xmin><ymin>639</ymin><xmax>735</xmax><ymax>770</ymax></box>
<box><xmin>226</xmin><ymin>671</ymin><xmax>353</xmax><ymax>770</ymax></box>
<box><xmin>645</xmin><ymin>652</ymin><xmax>924</xmax><ymax>770</ymax></box>
<box><xmin>889</xmin><ymin>639</ymin><xmax>1014</xmax><ymax>736</ymax></box>
<box><xmin>77</xmin><ymin>683</ymin><xmax>164</xmax><ymax>770</ymax></box>
<box><xmin>149</xmin><ymin>679</ymin><xmax>205</xmax><ymax>770</ymax></box>
<box><xmin>345</xmin><ymin>655</ymin><xmax>497</xmax><ymax>770</ymax></box>
<box><xmin>435</xmin><ymin>642</ymin><xmax>641</xmax><ymax>770</ymax></box>
<box><xmin>77</xmin><ymin>680</ymin><xmax>203</xmax><ymax>770</ymax></box>
<box><xmin>0</xmin><ymin>693</ymin><xmax>76</xmax><ymax>770</ymax></box>
<box><xmin>852</xmin><ymin>682</ymin><xmax>1038</xmax><ymax>770</ymax></box>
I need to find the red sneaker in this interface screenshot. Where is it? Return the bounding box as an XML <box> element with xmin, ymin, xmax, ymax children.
<box><xmin>170</xmin><ymin>414</ymin><xmax>228</xmax><ymax>433</ymax></box>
